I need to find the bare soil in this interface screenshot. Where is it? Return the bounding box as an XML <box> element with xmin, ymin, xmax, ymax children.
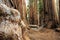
<box><xmin>25</xmin><ymin>28</ymin><xmax>60</xmax><ymax>40</ymax></box>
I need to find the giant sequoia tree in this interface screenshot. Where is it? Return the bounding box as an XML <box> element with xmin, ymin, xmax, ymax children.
<box><xmin>29</xmin><ymin>0</ymin><xmax>38</xmax><ymax>25</ymax></box>
<box><xmin>0</xmin><ymin>0</ymin><xmax>29</xmax><ymax>40</ymax></box>
<box><xmin>43</xmin><ymin>0</ymin><xmax>59</xmax><ymax>28</ymax></box>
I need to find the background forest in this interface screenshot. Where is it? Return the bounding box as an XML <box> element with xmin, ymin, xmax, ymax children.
<box><xmin>25</xmin><ymin>0</ymin><xmax>59</xmax><ymax>28</ymax></box>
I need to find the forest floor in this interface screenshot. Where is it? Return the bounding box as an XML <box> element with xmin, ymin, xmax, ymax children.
<box><xmin>25</xmin><ymin>28</ymin><xmax>60</xmax><ymax>40</ymax></box>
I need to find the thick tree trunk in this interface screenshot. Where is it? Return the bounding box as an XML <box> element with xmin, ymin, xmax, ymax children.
<box><xmin>29</xmin><ymin>0</ymin><xmax>38</xmax><ymax>25</ymax></box>
<box><xmin>29</xmin><ymin>0</ymin><xmax>34</xmax><ymax>24</ymax></box>
<box><xmin>33</xmin><ymin>0</ymin><xmax>38</xmax><ymax>25</ymax></box>
<box><xmin>43</xmin><ymin>0</ymin><xmax>53</xmax><ymax>28</ymax></box>
<box><xmin>43</xmin><ymin>0</ymin><xmax>59</xmax><ymax>28</ymax></box>
<box><xmin>0</xmin><ymin>0</ymin><xmax>28</xmax><ymax>40</ymax></box>
<box><xmin>0</xmin><ymin>3</ymin><xmax>23</xmax><ymax>40</ymax></box>
<box><xmin>22</xmin><ymin>0</ymin><xmax>27</xmax><ymax>20</ymax></box>
<box><xmin>52</xmin><ymin>0</ymin><xmax>59</xmax><ymax>24</ymax></box>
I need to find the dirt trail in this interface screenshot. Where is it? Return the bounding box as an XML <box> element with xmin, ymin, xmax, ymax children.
<box><xmin>25</xmin><ymin>28</ymin><xmax>60</xmax><ymax>40</ymax></box>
